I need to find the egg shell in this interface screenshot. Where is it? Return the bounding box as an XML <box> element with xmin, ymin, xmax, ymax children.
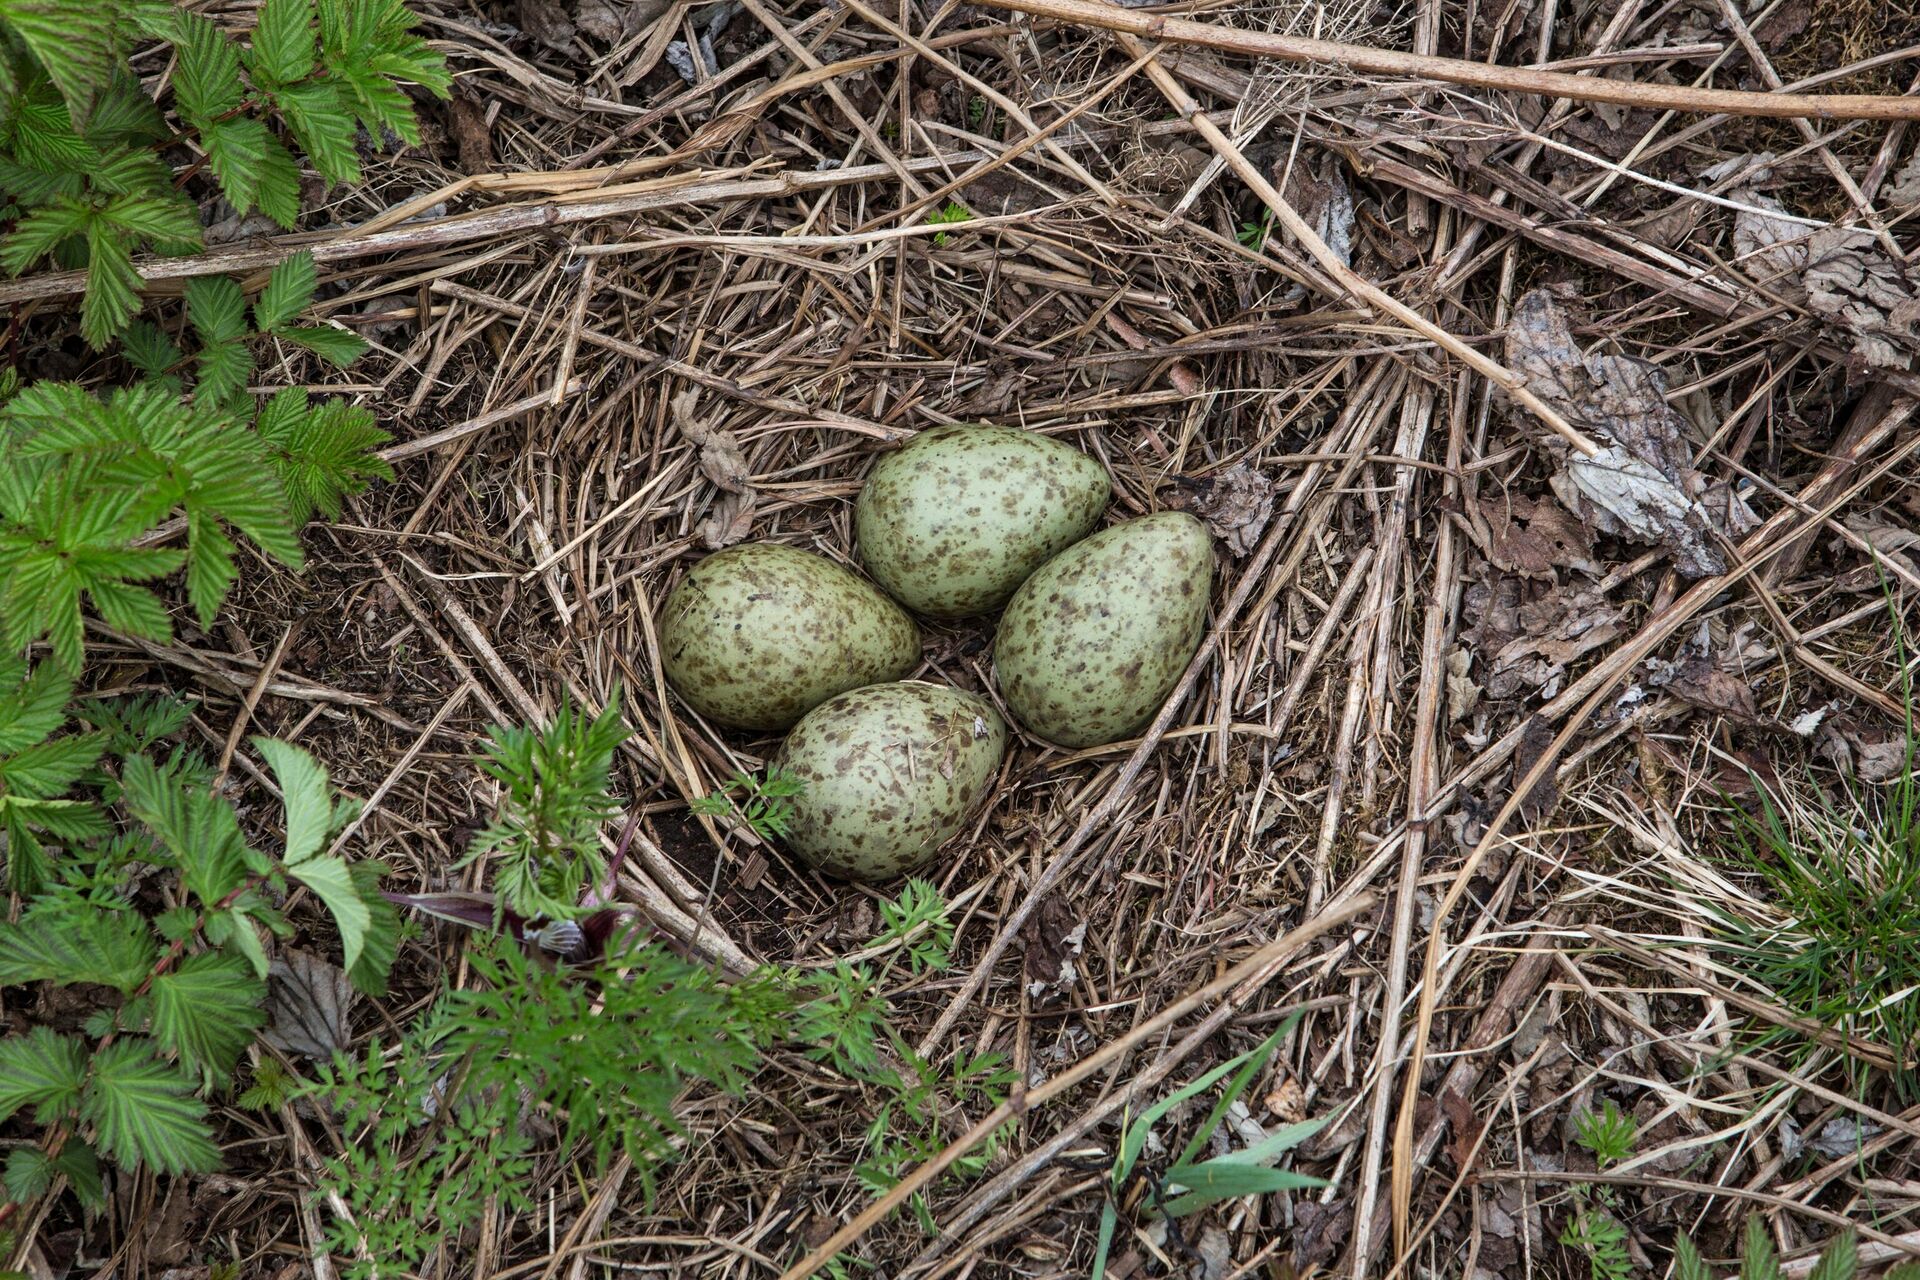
<box><xmin>659</xmin><ymin>543</ymin><xmax>920</xmax><ymax>731</ymax></box>
<box><xmin>855</xmin><ymin>423</ymin><xmax>1111</xmax><ymax>618</ymax></box>
<box><xmin>993</xmin><ymin>512</ymin><xmax>1213</xmax><ymax>748</ymax></box>
<box><xmin>776</xmin><ymin>681</ymin><xmax>1006</xmax><ymax>883</ymax></box>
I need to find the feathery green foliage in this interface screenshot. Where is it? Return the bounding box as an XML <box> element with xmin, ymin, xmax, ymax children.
<box><xmin>1669</xmin><ymin>1217</ymin><xmax>1903</xmax><ymax>1280</ymax></box>
<box><xmin>1</xmin><ymin>0</ymin><xmax>448</xmax><ymax>346</ymax></box>
<box><xmin>1560</xmin><ymin>1098</ymin><xmax>1638</xmax><ymax>1280</ymax></box>
<box><xmin>690</xmin><ymin>762</ymin><xmax>806</xmax><ymax>840</ymax></box>
<box><xmin>315</xmin><ymin>710</ymin><xmax>1011</xmax><ymax>1274</ymax></box>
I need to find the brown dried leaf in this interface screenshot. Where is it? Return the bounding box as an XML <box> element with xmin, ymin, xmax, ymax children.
<box><xmin>1653</xmin><ymin>655</ymin><xmax>1763</xmax><ymax>725</ymax></box>
<box><xmin>698</xmin><ymin>489</ymin><xmax>756</xmax><ymax>550</ymax></box>
<box><xmin>1292</xmin><ymin>1199</ymin><xmax>1353</xmax><ymax>1272</ymax></box>
<box><xmin>1472</xmin><ymin>494</ymin><xmax>1597</xmax><ymax>578</ymax></box>
<box><xmin>1511</xmin><ymin>715</ymin><xmax>1560</xmax><ymax>823</ymax></box>
<box><xmin>1464</xmin><ymin>573</ymin><xmax>1625</xmax><ymax>699</ymax></box>
<box><xmin>1734</xmin><ymin>196</ymin><xmax>1920</xmax><ymax>370</ymax></box>
<box><xmin>574</xmin><ymin>0</ymin><xmax>623</xmax><ymax>40</ymax></box>
<box><xmin>517</xmin><ymin>0</ymin><xmax>575</xmax><ymax>49</ymax></box>
<box><xmin>1283</xmin><ymin>152</ymin><xmax>1355</xmax><ymax>269</ymax></box>
<box><xmin>1507</xmin><ymin>289</ymin><xmax>1725</xmax><ymax>576</ymax></box>
<box><xmin>262</xmin><ymin>950</ymin><xmax>354</xmax><ymax>1059</ymax></box>
<box><xmin>1445</xmin><ymin>647</ymin><xmax>1481</xmax><ymax>722</ymax></box>
<box><xmin>1162</xmin><ymin>464</ymin><xmax>1275</xmax><ymax>556</ymax></box>
<box><xmin>672</xmin><ymin>390</ymin><xmax>751</xmax><ymax>492</ymax></box>
<box><xmin>449</xmin><ymin>86</ymin><xmax>493</xmax><ymax>174</ymax></box>
<box><xmin>1021</xmin><ymin>896</ymin><xmax>1086</xmax><ymax>1001</ymax></box>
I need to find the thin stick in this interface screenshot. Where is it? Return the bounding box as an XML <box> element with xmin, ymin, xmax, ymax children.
<box><xmin>968</xmin><ymin>0</ymin><xmax>1920</xmax><ymax>120</ymax></box>
<box><xmin>1116</xmin><ymin>32</ymin><xmax>1604</xmax><ymax>457</ymax></box>
<box><xmin>778</xmin><ymin>892</ymin><xmax>1377</xmax><ymax>1280</ymax></box>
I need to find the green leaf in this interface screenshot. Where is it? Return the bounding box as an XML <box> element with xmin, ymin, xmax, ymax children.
<box><xmin>286</xmin><ymin>853</ymin><xmax>369</xmax><ymax>973</ymax></box>
<box><xmin>151</xmin><ymin>952</ymin><xmax>267</xmax><ymax>1077</ymax></box>
<box><xmin>1157</xmin><ymin>1161</ymin><xmax>1326</xmax><ymax>1216</ymax></box>
<box><xmin>80</xmin><ymin>1039</ymin><xmax>221</xmax><ymax>1174</ymax></box>
<box><xmin>1743</xmin><ymin>1215</ymin><xmax>1780</xmax><ymax>1280</ymax></box>
<box><xmin>1808</xmin><ymin>1233</ymin><xmax>1857</xmax><ymax>1280</ymax></box>
<box><xmin>280</xmin><ymin>323</ymin><xmax>369</xmax><ymax>367</ymax></box>
<box><xmin>199</xmin><ymin>115</ymin><xmax>272</xmax><ymax>215</ymax></box>
<box><xmin>254</xmin><ymin>391</ymin><xmax>390</xmax><ymax>522</ymax></box>
<box><xmin>186</xmin><ymin>275</ymin><xmax>248</xmax><ymax>345</ymax></box>
<box><xmin>86</xmin><ymin>576</ymin><xmax>172</xmax><ymax>641</ymax></box>
<box><xmin>0</xmin><ymin>1026</ymin><xmax>87</xmax><ymax>1123</ymax></box>
<box><xmin>0</xmin><ymin>660</ymin><xmax>70</xmax><ymax>754</ymax></box>
<box><xmin>194</xmin><ymin>338</ymin><xmax>253</xmax><ymax>409</ymax></box>
<box><xmin>122</xmin><ymin>319</ymin><xmax>183</xmax><ymax>379</ymax></box>
<box><xmin>100</xmin><ymin>191</ymin><xmax>201</xmax><ymax>246</ymax></box>
<box><xmin>255</xmin><ymin>736</ymin><xmax>333</xmax><ymax>863</ymax></box>
<box><xmin>274</xmin><ymin>78</ymin><xmax>359</xmax><ymax>183</ymax></box>
<box><xmin>346</xmin><ymin>859</ymin><xmax>399</xmax><ymax>996</ymax></box>
<box><xmin>184</xmin><ymin>510</ymin><xmax>239</xmax><ymax>627</ymax></box>
<box><xmin>0</xmin><ymin>729</ymin><xmax>104</xmax><ymax>796</ymax></box>
<box><xmin>121</xmin><ymin>754</ymin><xmax>251</xmax><ymax>907</ymax></box>
<box><xmin>0</xmin><ymin>908</ymin><xmax>156</xmax><ymax>992</ymax></box>
<box><xmin>0</xmin><ymin>198</ymin><xmax>89</xmax><ymax>274</ymax></box>
<box><xmin>3</xmin><ymin>1146</ymin><xmax>56</xmax><ymax>1203</ymax></box>
<box><xmin>222</xmin><ymin>909</ymin><xmax>270</xmax><ymax>978</ymax></box>
<box><xmin>0</xmin><ymin>0</ymin><xmax>119</xmax><ymax>123</ymax></box>
<box><xmin>252</xmin><ymin>134</ymin><xmax>302</xmax><ymax>228</ymax></box>
<box><xmin>80</xmin><ymin>224</ymin><xmax>140</xmax><ymax>348</ymax></box>
<box><xmin>249</xmin><ymin>0</ymin><xmax>316</xmax><ymax>84</ymax></box>
<box><xmin>172</xmin><ymin>10</ymin><xmax>243</xmax><ymax>120</ymax></box>
<box><xmin>1175</xmin><ymin>1015</ymin><xmax>1298</xmax><ymax>1168</ymax></box>
<box><xmin>254</xmin><ymin>250</ymin><xmax>317</xmax><ymax>332</ymax></box>
<box><xmin>55</xmin><ymin>1141</ymin><xmax>104</xmax><ymax>1207</ymax></box>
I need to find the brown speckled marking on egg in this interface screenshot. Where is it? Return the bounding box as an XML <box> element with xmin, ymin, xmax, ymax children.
<box><xmin>658</xmin><ymin>544</ymin><xmax>920</xmax><ymax>731</ymax></box>
<box><xmin>855</xmin><ymin>423</ymin><xmax>1110</xmax><ymax>619</ymax></box>
<box><xmin>775</xmin><ymin>681</ymin><xmax>1007</xmax><ymax>883</ymax></box>
<box><xmin>992</xmin><ymin>512</ymin><xmax>1213</xmax><ymax>748</ymax></box>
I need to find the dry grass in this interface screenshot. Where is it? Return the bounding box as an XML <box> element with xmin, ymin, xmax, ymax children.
<box><xmin>11</xmin><ymin>0</ymin><xmax>1920</xmax><ymax>1275</ymax></box>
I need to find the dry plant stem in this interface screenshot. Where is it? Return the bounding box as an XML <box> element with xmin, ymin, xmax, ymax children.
<box><xmin>970</xmin><ymin>0</ymin><xmax>1920</xmax><ymax>118</ymax></box>
<box><xmin>1116</xmin><ymin>31</ymin><xmax>1602</xmax><ymax>458</ymax></box>
<box><xmin>1387</xmin><ymin>413</ymin><xmax>1920</xmax><ymax>1258</ymax></box>
<box><xmin>778</xmin><ymin>892</ymin><xmax>1378</xmax><ymax>1280</ymax></box>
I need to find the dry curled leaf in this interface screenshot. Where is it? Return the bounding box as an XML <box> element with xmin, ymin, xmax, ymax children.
<box><xmin>1507</xmin><ymin>289</ymin><xmax>1730</xmax><ymax>576</ymax></box>
<box><xmin>1162</xmin><ymin>464</ymin><xmax>1276</xmax><ymax>556</ymax></box>
<box><xmin>1469</xmin><ymin>494</ymin><xmax>1597</xmax><ymax>578</ymax></box>
<box><xmin>673</xmin><ymin>390</ymin><xmax>758</xmax><ymax>548</ymax></box>
<box><xmin>517</xmin><ymin>0</ymin><xmax>575</xmax><ymax>49</ymax></box>
<box><xmin>1463</xmin><ymin>572</ymin><xmax>1626</xmax><ymax>699</ymax></box>
<box><xmin>1649</xmin><ymin>654</ymin><xmax>1763</xmax><ymax>725</ymax></box>
<box><xmin>1511</xmin><ymin>715</ymin><xmax>1560</xmax><ymax>823</ymax></box>
<box><xmin>1733</xmin><ymin>193</ymin><xmax>1920</xmax><ymax>370</ymax></box>
<box><xmin>262</xmin><ymin>950</ymin><xmax>354</xmax><ymax>1059</ymax></box>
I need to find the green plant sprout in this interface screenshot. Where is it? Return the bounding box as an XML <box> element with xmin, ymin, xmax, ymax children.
<box><xmin>691</xmin><ymin>763</ymin><xmax>805</xmax><ymax>839</ymax></box>
<box><xmin>1093</xmin><ymin>1013</ymin><xmax>1325</xmax><ymax>1279</ymax></box>
<box><xmin>1237</xmin><ymin>210</ymin><xmax>1276</xmax><ymax>251</ymax></box>
<box><xmin>926</xmin><ymin>201</ymin><xmax>972</xmax><ymax>247</ymax></box>
<box><xmin>1560</xmin><ymin>1098</ymin><xmax>1637</xmax><ymax>1280</ymax></box>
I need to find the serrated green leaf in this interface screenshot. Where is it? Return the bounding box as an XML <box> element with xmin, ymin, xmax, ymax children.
<box><xmin>249</xmin><ymin>0</ymin><xmax>316</xmax><ymax>84</ymax></box>
<box><xmin>81</xmin><ymin>71</ymin><xmax>168</xmax><ymax>146</ymax></box>
<box><xmin>194</xmin><ymin>338</ymin><xmax>253</xmax><ymax>409</ymax></box>
<box><xmin>0</xmin><ymin>908</ymin><xmax>156</xmax><ymax>991</ymax></box>
<box><xmin>0</xmin><ymin>730</ymin><xmax>104</xmax><ymax>796</ymax></box>
<box><xmin>253</xmin><ymin>133</ymin><xmax>301</xmax><ymax>227</ymax></box>
<box><xmin>0</xmin><ymin>1026</ymin><xmax>87</xmax><ymax>1124</ymax></box>
<box><xmin>3</xmin><ymin>1145</ymin><xmax>56</xmax><ymax>1202</ymax></box>
<box><xmin>151</xmin><ymin>952</ymin><xmax>267</xmax><ymax>1077</ymax></box>
<box><xmin>0</xmin><ymin>807</ymin><xmax>52</xmax><ymax>894</ymax></box>
<box><xmin>255</xmin><ymin>392</ymin><xmax>390</xmax><ymax>522</ymax></box>
<box><xmin>172</xmin><ymin>10</ymin><xmax>243</xmax><ymax>121</ymax></box>
<box><xmin>0</xmin><ymin>197</ymin><xmax>89</xmax><ymax>274</ymax></box>
<box><xmin>85</xmin><ymin>576</ymin><xmax>172</xmax><ymax>641</ymax></box>
<box><xmin>0</xmin><ymin>0</ymin><xmax>119</xmax><ymax>123</ymax></box>
<box><xmin>80</xmin><ymin>1039</ymin><xmax>221</xmax><ymax>1175</ymax></box>
<box><xmin>274</xmin><ymin>78</ymin><xmax>359</xmax><ymax>183</ymax></box>
<box><xmin>186</xmin><ymin>275</ymin><xmax>248</xmax><ymax>345</ymax></box>
<box><xmin>254</xmin><ymin>736</ymin><xmax>332</xmax><ymax>863</ymax></box>
<box><xmin>121</xmin><ymin>753</ymin><xmax>251</xmax><ymax>907</ymax></box>
<box><xmin>280</xmin><ymin>322</ymin><xmax>369</xmax><ymax>367</ymax></box>
<box><xmin>184</xmin><ymin>509</ymin><xmax>239</xmax><ymax>627</ymax></box>
<box><xmin>1743</xmin><ymin>1215</ymin><xmax>1779</xmax><ymax>1280</ymax></box>
<box><xmin>5</xmin><ymin>794</ymin><xmax>110</xmax><ymax>841</ymax></box>
<box><xmin>1808</xmin><ymin>1233</ymin><xmax>1857</xmax><ymax>1280</ymax></box>
<box><xmin>198</xmin><ymin>114</ymin><xmax>271</xmax><ymax>215</ymax></box>
<box><xmin>4</xmin><ymin>89</ymin><xmax>97</xmax><ymax>174</ymax></box>
<box><xmin>346</xmin><ymin>859</ymin><xmax>399</xmax><ymax>996</ymax></box>
<box><xmin>101</xmin><ymin>191</ymin><xmax>201</xmax><ymax>247</ymax></box>
<box><xmin>80</xmin><ymin>224</ymin><xmax>139</xmax><ymax>348</ymax></box>
<box><xmin>255</xmin><ymin>250</ymin><xmax>318</xmax><ymax>333</ymax></box>
<box><xmin>220</xmin><ymin>909</ymin><xmax>269</xmax><ymax>978</ymax></box>
<box><xmin>0</xmin><ymin>660</ymin><xmax>70</xmax><ymax>754</ymax></box>
<box><xmin>54</xmin><ymin>1141</ymin><xmax>103</xmax><ymax>1207</ymax></box>
<box><xmin>122</xmin><ymin>319</ymin><xmax>183</xmax><ymax>379</ymax></box>
<box><xmin>286</xmin><ymin>854</ymin><xmax>368</xmax><ymax>973</ymax></box>
<box><xmin>87</xmin><ymin>146</ymin><xmax>170</xmax><ymax>198</ymax></box>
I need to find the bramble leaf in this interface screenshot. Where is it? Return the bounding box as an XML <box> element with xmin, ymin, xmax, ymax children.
<box><xmin>151</xmin><ymin>951</ymin><xmax>267</xmax><ymax>1077</ymax></box>
<box><xmin>0</xmin><ymin>1025</ymin><xmax>87</xmax><ymax>1124</ymax></box>
<box><xmin>81</xmin><ymin>1039</ymin><xmax>221</xmax><ymax>1174</ymax></box>
<box><xmin>254</xmin><ymin>250</ymin><xmax>318</xmax><ymax>333</ymax></box>
<box><xmin>249</xmin><ymin>0</ymin><xmax>316</xmax><ymax>84</ymax></box>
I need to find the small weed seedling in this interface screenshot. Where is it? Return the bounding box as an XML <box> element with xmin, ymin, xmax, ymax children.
<box><xmin>691</xmin><ymin>764</ymin><xmax>805</xmax><ymax>840</ymax></box>
<box><xmin>1670</xmin><ymin>1216</ymin><xmax>1912</xmax><ymax>1280</ymax></box>
<box><xmin>926</xmin><ymin>201</ymin><xmax>973</xmax><ymax>247</ymax></box>
<box><xmin>1560</xmin><ymin>1099</ymin><xmax>1637</xmax><ymax>1280</ymax></box>
<box><xmin>1237</xmin><ymin>211</ymin><xmax>1276</xmax><ymax>251</ymax></box>
<box><xmin>1093</xmin><ymin>1013</ymin><xmax>1326</xmax><ymax>1279</ymax></box>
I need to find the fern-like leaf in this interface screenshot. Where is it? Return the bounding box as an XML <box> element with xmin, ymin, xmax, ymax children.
<box><xmin>151</xmin><ymin>951</ymin><xmax>267</xmax><ymax>1077</ymax></box>
<box><xmin>249</xmin><ymin>0</ymin><xmax>317</xmax><ymax>85</ymax></box>
<box><xmin>0</xmin><ymin>1025</ymin><xmax>88</xmax><ymax>1124</ymax></box>
<box><xmin>0</xmin><ymin>907</ymin><xmax>157</xmax><ymax>991</ymax></box>
<box><xmin>254</xmin><ymin>389</ymin><xmax>390</xmax><ymax>522</ymax></box>
<box><xmin>80</xmin><ymin>1039</ymin><xmax>221</xmax><ymax>1174</ymax></box>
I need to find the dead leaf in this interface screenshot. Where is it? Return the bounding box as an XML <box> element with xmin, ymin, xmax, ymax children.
<box><xmin>517</xmin><ymin>0</ymin><xmax>575</xmax><ymax>49</ymax></box>
<box><xmin>1162</xmin><ymin>464</ymin><xmax>1275</xmax><ymax>556</ymax></box>
<box><xmin>1021</xmin><ymin>896</ymin><xmax>1086</xmax><ymax>1001</ymax></box>
<box><xmin>449</xmin><ymin>85</ymin><xmax>493</xmax><ymax>173</ymax></box>
<box><xmin>1815</xmin><ymin>713</ymin><xmax>1910</xmax><ymax>782</ymax></box>
<box><xmin>574</xmin><ymin>0</ymin><xmax>623</xmax><ymax>40</ymax></box>
<box><xmin>1891</xmin><ymin>151</ymin><xmax>1920</xmax><ymax>207</ymax></box>
<box><xmin>1835</xmin><ymin>516</ymin><xmax>1920</xmax><ymax>591</ymax></box>
<box><xmin>262</xmin><ymin>950</ymin><xmax>354</xmax><ymax>1058</ymax></box>
<box><xmin>1511</xmin><ymin>715</ymin><xmax>1560</xmax><ymax>823</ymax></box>
<box><xmin>672</xmin><ymin>390</ymin><xmax>751</xmax><ymax>492</ymax></box>
<box><xmin>1292</xmin><ymin>1199</ymin><xmax>1353</xmax><ymax>1271</ymax></box>
<box><xmin>698</xmin><ymin>489</ymin><xmax>756</xmax><ymax>550</ymax></box>
<box><xmin>1283</xmin><ymin>151</ymin><xmax>1356</xmax><ymax>270</ymax></box>
<box><xmin>1508</xmin><ymin>289</ymin><xmax>1728</xmax><ymax>576</ymax></box>
<box><xmin>1470</xmin><ymin>494</ymin><xmax>1598</xmax><ymax>578</ymax></box>
<box><xmin>1464</xmin><ymin>572</ymin><xmax>1626</xmax><ymax>699</ymax></box>
<box><xmin>1264</xmin><ymin>1075</ymin><xmax>1306</xmax><ymax>1123</ymax></box>
<box><xmin>1733</xmin><ymin>194</ymin><xmax>1920</xmax><ymax>370</ymax></box>
<box><xmin>1446</xmin><ymin>647</ymin><xmax>1481</xmax><ymax>722</ymax></box>
<box><xmin>1191</xmin><ymin>1225</ymin><xmax>1231</xmax><ymax>1280</ymax></box>
<box><xmin>1650</xmin><ymin>655</ymin><xmax>1763</xmax><ymax>725</ymax></box>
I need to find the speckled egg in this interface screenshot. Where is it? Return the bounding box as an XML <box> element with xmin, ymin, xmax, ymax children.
<box><xmin>659</xmin><ymin>544</ymin><xmax>920</xmax><ymax>731</ymax></box>
<box><xmin>775</xmin><ymin>681</ymin><xmax>1006</xmax><ymax>883</ymax></box>
<box><xmin>855</xmin><ymin>423</ymin><xmax>1110</xmax><ymax>618</ymax></box>
<box><xmin>993</xmin><ymin>513</ymin><xmax>1213</xmax><ymax>748</ymax></box>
